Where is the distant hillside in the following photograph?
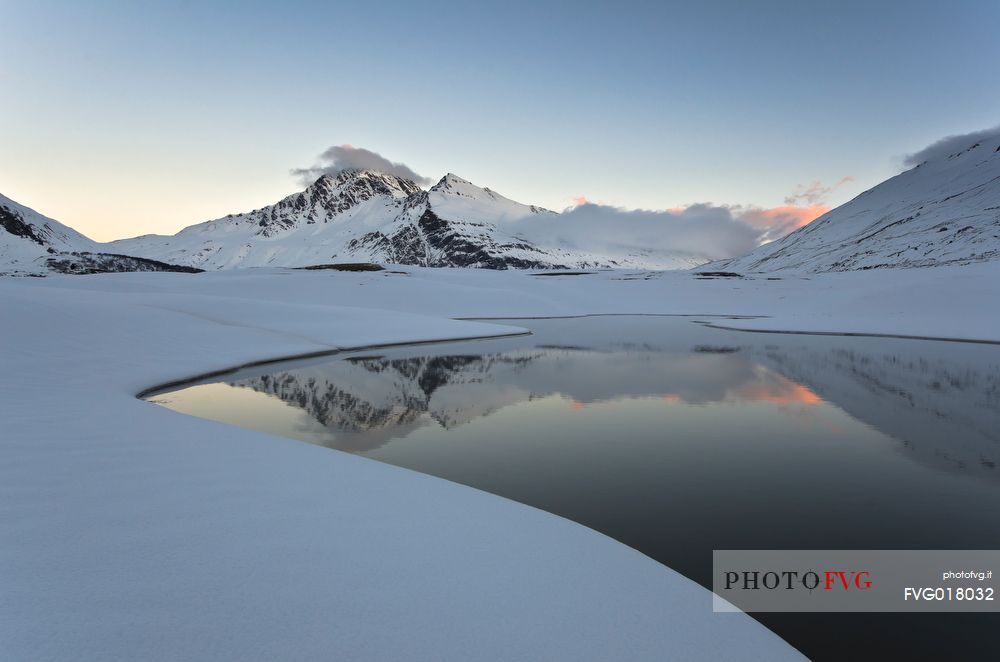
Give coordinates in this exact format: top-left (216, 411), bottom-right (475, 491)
top-left (0, 193), bottom-right (97, 275)
top-left (711, 131), bottom-right (1000, 273)
top-left (0, 194), bottom-right (201, 277)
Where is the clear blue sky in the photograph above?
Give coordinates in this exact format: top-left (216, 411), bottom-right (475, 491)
top-left (2, 0), bottom-right (998, 240)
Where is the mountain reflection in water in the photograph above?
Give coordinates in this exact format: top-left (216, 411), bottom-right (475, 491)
top-left (154, 316), bottom-right (1000, 483)
top-left (226, 348), bottom-right (828, 453)
top-left (149, 316), bottom-right (1000, 661)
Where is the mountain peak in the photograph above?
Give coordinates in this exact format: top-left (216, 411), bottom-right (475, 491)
top-left (306, 169), bottom-right (423, 198)
top-left (433, 173), bottom-right (474, 189)
top-left (311, 168), bottom-right (419, 188)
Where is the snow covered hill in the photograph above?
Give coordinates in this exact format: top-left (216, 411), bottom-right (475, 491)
top-left (0, 193), bottom-right (201, 276)
top-left (111, 171), bottom-right (708, 270)
top-left (711, 132), bottom-right (1000, 273)
top-left (0, 193), bottom-right (99, 275)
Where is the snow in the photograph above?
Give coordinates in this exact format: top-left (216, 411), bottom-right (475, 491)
top-left (107, 172), bottom-right (424, 270)
top-left (0, 192), bottom-right (98, 275)
top-left (5, 212), bottom-right (1000, 659)
top-left (714, 131), bottom-right (1000, 273)
top-left (0, 230), bottom-right (51, 275)
top-left (692, 262), bottom-right (1000, 342)
top-left (24, 260), bottom-right (996, 342)
top-left (2, 268), bottom-right (821, 661)
top-left (102, 171), bottom-right (705, 271)
top-left (5, 123), bottom-right (999, 658)
top-left (429, 173), bottom-right (550, 224)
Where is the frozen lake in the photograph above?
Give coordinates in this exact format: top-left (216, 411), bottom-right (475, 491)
top-left (148, 316), bottom-right (1000, 660)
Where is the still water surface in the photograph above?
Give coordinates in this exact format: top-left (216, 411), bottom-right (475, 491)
top-left (148, 317), bottom-right (1000, 661)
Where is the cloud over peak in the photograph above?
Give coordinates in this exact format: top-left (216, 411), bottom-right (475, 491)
top-left (292, 145), bottom-right (431, 186)
top-left (904, 125), bottom-right (1000, 167)
top-left (289, 144), bottom-right (832, 260)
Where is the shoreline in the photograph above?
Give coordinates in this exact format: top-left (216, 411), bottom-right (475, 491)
top-left (137, 329), bottom-right (531, 399)
top-left (2, 271), bottom-right (804, 661)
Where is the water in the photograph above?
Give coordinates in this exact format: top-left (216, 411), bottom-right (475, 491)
top-left (147, 316), bottom-right (1000, 661)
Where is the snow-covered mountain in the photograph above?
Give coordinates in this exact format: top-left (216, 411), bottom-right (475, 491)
top-left (111, 171), bottom-right (708, 270)
top-left (711, 134), bottom-right (1000, 273)
top-left (0, 193), bottom-right (203, 276)
top-left (11, 130), bottom-right (1000, 276)
top-left (0, 193), bottom-right (98, 275)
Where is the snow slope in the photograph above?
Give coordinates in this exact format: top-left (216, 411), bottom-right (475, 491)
top-left (14, 261), bottom-right (1000, 342)
top-left (711, 134), bottom-right (1000, 273)
top-left (0, 192), bottom-right (98, 275)
top-left (110, 170), bottom-right (709, 270)
top-left (5, 259), bottom-right (1000, 659)
top-left (0, 193), bottom-right (205, 276)
top-left (1, 271), bottom-right (806, 661)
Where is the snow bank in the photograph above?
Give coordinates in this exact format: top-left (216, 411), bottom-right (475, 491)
top-left (1, 272), bottom-right (804, 661)
top-left (17, 260), bottom-right (999, 342)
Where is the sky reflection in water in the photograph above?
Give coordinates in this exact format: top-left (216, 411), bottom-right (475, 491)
top-left (150, 316), bottom-right (1000, 661)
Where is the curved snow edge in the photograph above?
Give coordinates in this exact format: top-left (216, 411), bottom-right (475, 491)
top-left (1, 276), bottom-right (804, 662)
top-left (136, 330), bottom-right (532, 399)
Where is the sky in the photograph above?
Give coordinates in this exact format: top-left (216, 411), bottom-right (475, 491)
top-left (1, 0), bottom-right (999, 242)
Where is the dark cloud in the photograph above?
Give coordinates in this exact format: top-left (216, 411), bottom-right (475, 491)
top-left (292, 145), bottom-right (431, 186)
top-left (903, 125), bottom-right (1000, 167)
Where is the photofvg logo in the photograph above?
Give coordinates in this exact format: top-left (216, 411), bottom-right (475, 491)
top-left (713, 551), bottom-right (1000, 613)
top-left (723, 569), bottom-right (872, 592)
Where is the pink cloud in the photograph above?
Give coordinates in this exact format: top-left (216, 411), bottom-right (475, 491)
top-left (739, 205), bottom-right (829, 229)
top-left (535, 196), bottom-right (831, 261)
top-left (737, 205), bottom-right (829, 242)
top-left (784, 176), bottom-right (854, 206)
